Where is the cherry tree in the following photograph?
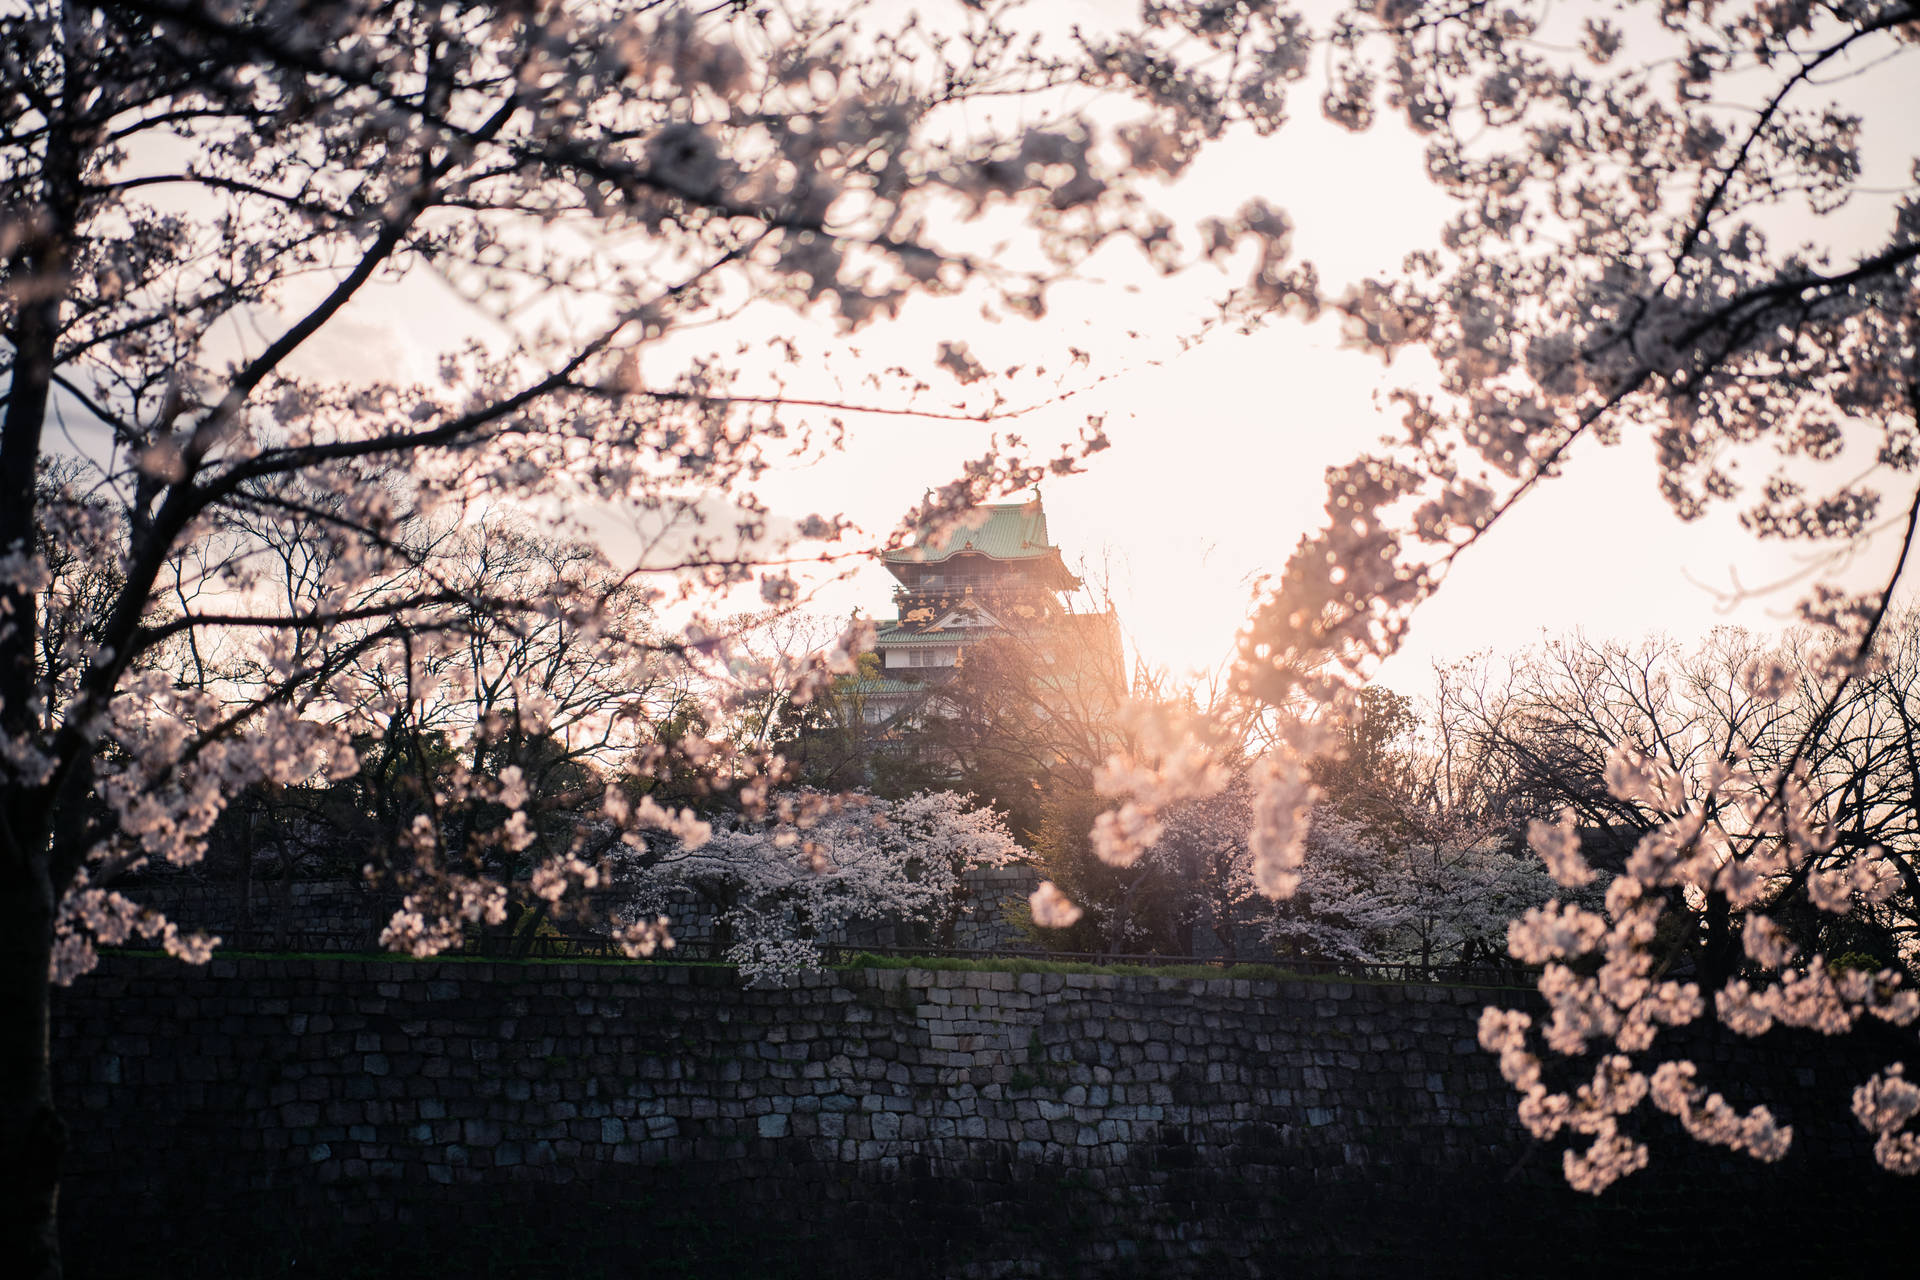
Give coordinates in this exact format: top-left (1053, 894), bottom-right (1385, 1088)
top-left (0, 0), bottom-right (1315, 1270)
top-left (606, 788), bottom-right (1020, 984)
top-left (1209, 0), bottom-right (1920, 1188)
top-left (1435, 624), bottom-right (1920, 1186)
top-left (1438, 626), bottom-right (1920, 966)
top-left (1239, 0), bottom-right (1920, 700)
top-left (1265, 808), bottom-right (1560, 968)
top-left (246, 516), bottom-right (700, 954)
top-left (1126, 707), bottom-right (1562, 968)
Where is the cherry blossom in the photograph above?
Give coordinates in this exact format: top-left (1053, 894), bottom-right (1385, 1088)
top-left (1438, 628), bottom-right (1920, 1182)
top-left (1029, 880), bottom-right (1085, 930)
top-left (607, 789), bottom-right (1020, 983)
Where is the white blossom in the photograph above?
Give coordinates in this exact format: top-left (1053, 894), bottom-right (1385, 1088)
top-left (1248, 754), bottom-right (1318, 900)
top-left (1527, 809), bottom-right (1593, 888)
top-left (609, 790), bottom-right (1019, 984)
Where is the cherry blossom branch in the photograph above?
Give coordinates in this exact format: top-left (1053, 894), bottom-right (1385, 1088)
top-left (127, 593), bottom-right (467, 649)
top-left (1668, 5), bottom-right (1916, 274)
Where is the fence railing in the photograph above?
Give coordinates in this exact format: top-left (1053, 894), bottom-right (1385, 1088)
top-left (115, 927), bottom-right (1535, 985)
top-left (813, 942), bottom-right (1535, 987)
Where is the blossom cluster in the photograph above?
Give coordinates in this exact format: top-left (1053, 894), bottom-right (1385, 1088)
top-left (1091, 728), bottom-right (1231, 868)
top-left (606, 789), bottom-right (1020, 984)
top-left (1484, 738), bottom-right (1920, 1183)
top-left (50, 881), bottom-right (221, 985)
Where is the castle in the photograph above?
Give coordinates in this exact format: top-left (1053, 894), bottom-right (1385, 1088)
top-left (858, 496), bottom-right (1122, 727)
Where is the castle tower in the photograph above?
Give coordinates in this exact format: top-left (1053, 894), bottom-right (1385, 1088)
top-left (860, 497), bottom-right (1121, 726)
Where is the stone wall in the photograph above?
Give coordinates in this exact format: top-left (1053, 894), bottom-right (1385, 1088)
top-left (955, 864), bottom-right (1040, 949)
top-left (51, 955), bottom-right (1918, 1277)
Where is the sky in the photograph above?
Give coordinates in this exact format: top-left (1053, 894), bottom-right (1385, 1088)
top-left (711, 11), bottom-right (1920, 697)
top-left (771, 297), bottom-right (1914, 696)
top-left (62, 1), bottom-right (1916, 705)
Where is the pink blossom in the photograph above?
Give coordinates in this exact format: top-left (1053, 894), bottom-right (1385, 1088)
top-left (1029, 880), bottom-right (1084, 930)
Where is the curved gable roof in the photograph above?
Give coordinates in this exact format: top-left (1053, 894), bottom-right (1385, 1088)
top-left (884, 500), bottom-right (1053, 565)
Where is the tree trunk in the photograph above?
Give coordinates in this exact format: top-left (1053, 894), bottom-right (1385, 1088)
top-left (936, 863), bottom-right (964, 949)
top-left (241, 802), bottom-right (256, 947)
top-left (1702, 888), bottom-right (1734, 993)
top-left (0, 852), bottom-right (63, 1280)
top-left (510, 898), bottom-right (551, 960)
top-left (0, 32), bottom-right (81, 1274)
top-left (1212, 912), bottom-right (1236, 964)
top-left (273, 838), bottom-right (296, 953)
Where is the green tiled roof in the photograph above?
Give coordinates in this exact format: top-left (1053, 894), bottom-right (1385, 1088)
top-left (873, 626), bottom-right (981, 647)
top-left (885, 500), bottom-right (1054, 564)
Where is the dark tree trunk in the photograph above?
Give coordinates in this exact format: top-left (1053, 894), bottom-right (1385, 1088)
top-left (0, 249), bottom-right (65, 1279)
top-left (511, 898), bottom-right (552, 960)
top-left (241, 802), bottom-right (256, 944)
top-left (0, 27), bottom-right (82, 1270)
top-left (1701, 888), bottom-right (1735, 993)
top-left (273, 832), bottom-right (297, 953)
top-left (0, 848), bottom-right (62, 1280)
